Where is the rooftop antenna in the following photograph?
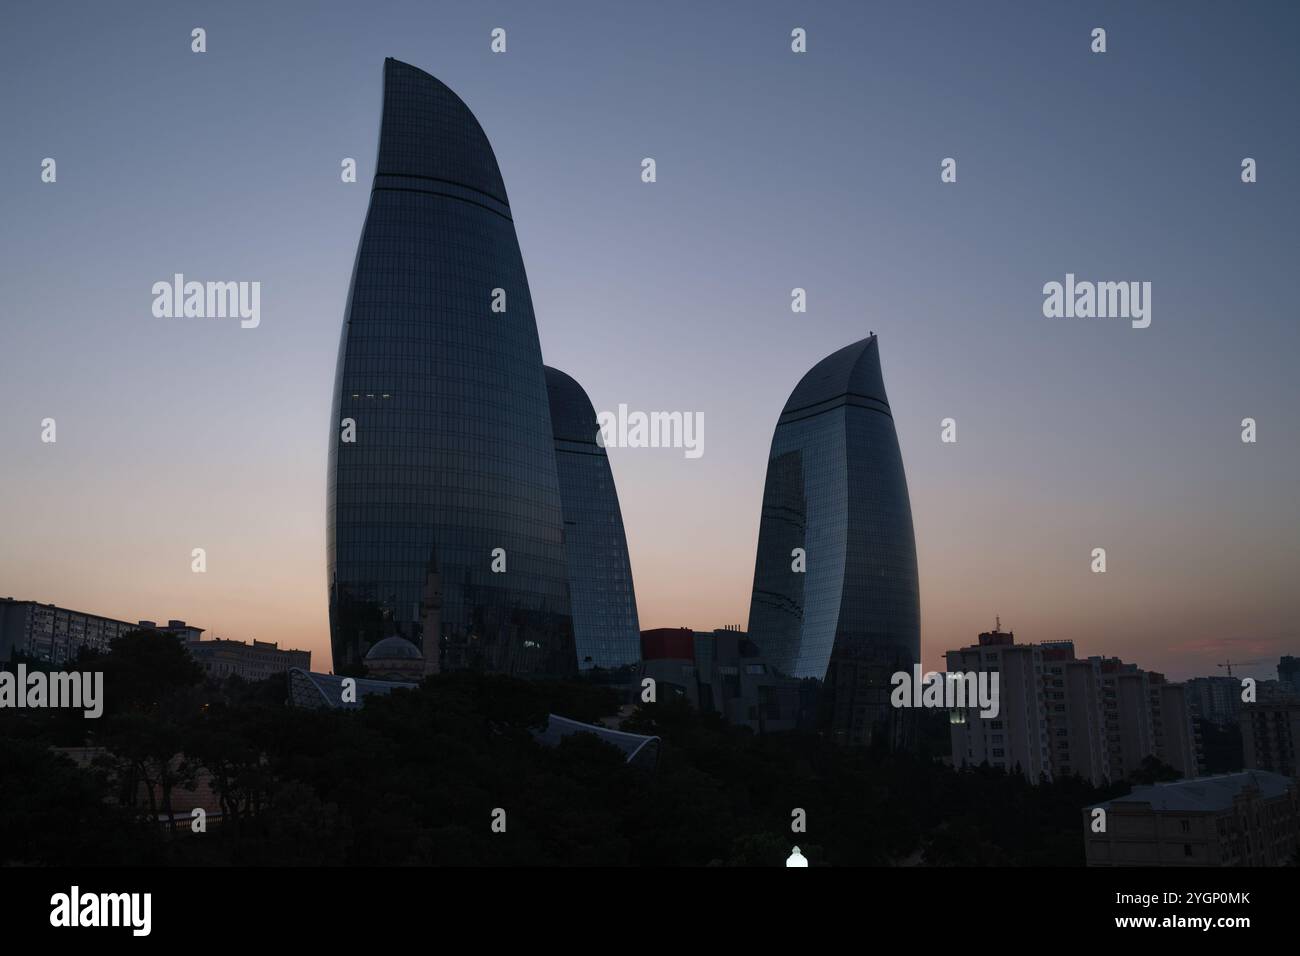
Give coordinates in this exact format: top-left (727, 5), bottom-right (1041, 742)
top-left (995, 615), bottom-right (1001, 632)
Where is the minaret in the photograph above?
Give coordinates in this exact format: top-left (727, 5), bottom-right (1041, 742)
top-left (420, 563), bottom-right (442, 676)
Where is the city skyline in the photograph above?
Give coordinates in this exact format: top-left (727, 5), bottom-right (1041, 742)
top-left (2, 1), bottom-right (1298, 683)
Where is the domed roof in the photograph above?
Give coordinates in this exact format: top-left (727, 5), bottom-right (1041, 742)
top-left (365, 636), bottom-right (423, 661)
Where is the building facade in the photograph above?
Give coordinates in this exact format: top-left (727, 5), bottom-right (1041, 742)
top-left (1, 601), bottom-right (207, 666)
top-left (544, 366), bottom-right (641, 671)
top-left (746, 336), bottom-right (920, 747)
top-left (187, 638), bottom-right (311, 682)
top-left (1278, 655), bottom-right (1300, 696)
top-left (639, 627), bottom-right (803, 734)
top-left (948, 627), bottom-right (1051, 780)
top-left (0, 598), bottom-right (309, 681)
top-left (1042, 644), bottom-right (1111, 785)
top-left (1241, 699), bottom-right (1300, 778)
top-left (1150, 676), bottom-right (1200, 779)
top-left (1085, 771), bottom-right (1299, 866)
top-left (949, 630), bottom-right (1201, 785)
top-left (327, 59), bottom-right (574, 677)
top-left (1102, 662), bottom-right (1156, 780)
top-left (1185, 675), bottom-right (1245, 728)
top-left (0, 598), bottom-right (141, 664)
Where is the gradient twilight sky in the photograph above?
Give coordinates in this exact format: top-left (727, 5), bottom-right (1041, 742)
top-left (2, 1), bottom-right (1297, 681)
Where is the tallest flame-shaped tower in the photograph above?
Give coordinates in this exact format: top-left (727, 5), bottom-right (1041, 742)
top-left (747, 335), bottom-right (920, 747)
top-left (327, 59), bottom-right (573, 676)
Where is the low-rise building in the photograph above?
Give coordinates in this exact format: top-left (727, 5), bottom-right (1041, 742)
top-left (0, 598), bottom-right (310, 682)
top-left (187, 637), bottom-right (310, 682)
top-left (639, 627), bottom-right (803, 733)
top-left (1084, 771), bottom-right (1299, 866)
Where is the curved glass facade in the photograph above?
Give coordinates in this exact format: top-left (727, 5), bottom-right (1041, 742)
top-left (327, 59), bottom-right (574, 677)
top-left (746, 336), bottom-right (920, 746)
top-left (544, 366), bottom-right (641, 670)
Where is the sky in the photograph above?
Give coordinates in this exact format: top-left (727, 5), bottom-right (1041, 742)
top-left (1, 1), bottom-right (1297, 682)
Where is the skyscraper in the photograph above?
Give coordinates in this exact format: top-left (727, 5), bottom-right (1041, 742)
top-left (327, 59), bottom-right (574, 677)
top-left (544, 366), bottom-right (641, 670)
top-left (746, 336), bottom-right (920, 746)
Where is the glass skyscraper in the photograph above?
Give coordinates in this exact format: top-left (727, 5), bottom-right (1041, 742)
top-left (327, 59), bottom-right (574, 677)
top-left (746, 336), bottom-right (920, 746)
top-left (544, 366), bottom-right (641, 671)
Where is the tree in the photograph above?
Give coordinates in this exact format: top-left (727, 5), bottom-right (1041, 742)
top-left (1127, 755), bottom-right (1182, 785)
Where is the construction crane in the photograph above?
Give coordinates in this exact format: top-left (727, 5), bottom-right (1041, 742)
top-left (1217, 659), bottom-right (1263, 677)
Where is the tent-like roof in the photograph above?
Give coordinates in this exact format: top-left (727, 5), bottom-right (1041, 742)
top-left (533, 714), bottom-right (660, 771)
top-left (286, 668), bottom-right (418, 710)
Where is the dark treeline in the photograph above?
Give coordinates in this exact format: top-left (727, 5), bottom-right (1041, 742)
top-left (1, 632), bottom-right (1133, 865)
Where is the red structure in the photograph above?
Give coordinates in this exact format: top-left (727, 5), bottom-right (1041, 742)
top-left (640, 628), bottom-right (695, 661)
